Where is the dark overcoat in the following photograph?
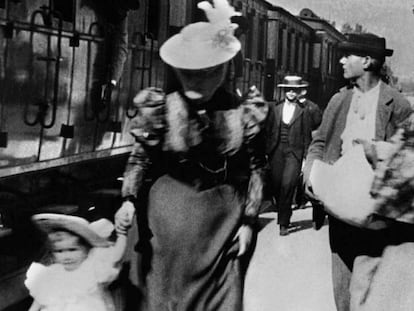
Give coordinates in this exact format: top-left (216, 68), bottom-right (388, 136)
top-left (266, 98), bottom-right (322, 160)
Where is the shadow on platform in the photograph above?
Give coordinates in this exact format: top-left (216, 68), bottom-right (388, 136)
top-left (257, 216), bottom-right (274, 232)
top-left (288, 219), bottom-right (314, 233)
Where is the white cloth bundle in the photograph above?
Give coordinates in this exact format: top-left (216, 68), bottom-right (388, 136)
top-left (310, 144), bottom-right (386, 229)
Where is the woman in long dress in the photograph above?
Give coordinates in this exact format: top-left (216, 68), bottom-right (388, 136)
top-left (115, 1), bottom-right (268, 310)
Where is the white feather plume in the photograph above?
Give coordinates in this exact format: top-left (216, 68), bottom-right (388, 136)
top-left (197, 0), bottom-right (241, 26)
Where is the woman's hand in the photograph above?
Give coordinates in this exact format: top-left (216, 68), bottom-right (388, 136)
top-left (115, 201), bottom-right (135, 235)
top-left (234, 224), bottom-right (253, 257)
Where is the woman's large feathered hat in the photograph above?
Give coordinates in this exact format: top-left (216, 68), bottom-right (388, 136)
top-left (159, 0), bottom-right (241, 69)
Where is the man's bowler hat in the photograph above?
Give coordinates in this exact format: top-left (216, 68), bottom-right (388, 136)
top-left (338, 33), bottom-right (393, 58)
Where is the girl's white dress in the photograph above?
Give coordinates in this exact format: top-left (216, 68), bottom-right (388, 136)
top-left (25, 247), bottom-right (120, 311)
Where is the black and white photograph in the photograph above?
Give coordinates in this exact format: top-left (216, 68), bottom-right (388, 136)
top-left (1, 0), bottom-right (414, 310)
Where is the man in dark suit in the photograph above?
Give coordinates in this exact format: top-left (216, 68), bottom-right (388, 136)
top-left (266, 75), bottom-right (322, 236)
top-left (303, 33), bottom-right (414, 311)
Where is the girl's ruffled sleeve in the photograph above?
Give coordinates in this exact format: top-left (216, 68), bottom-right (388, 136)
top-left (90, 247), bottom-right (121, 284)
top-left (241, 87), bottom-right (269, 225)
top-left (24, 262), bottom-right (49, 304)
top-left (122, 87), bottom-right (166, 198)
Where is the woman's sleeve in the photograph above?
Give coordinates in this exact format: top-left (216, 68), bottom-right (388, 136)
top-left (121, 141), bottom-right (151, 198)
top-left (121, 88), bottom-right (166, 199)
top-left (241, 88), bottom-right (269, 224)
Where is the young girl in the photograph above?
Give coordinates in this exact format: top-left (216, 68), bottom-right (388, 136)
top-left (25, 213), bottom-right (130, 311)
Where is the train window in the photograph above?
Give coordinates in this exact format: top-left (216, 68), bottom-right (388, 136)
top-left (257, 16), bottom-right (266, 61)
top-left (291, 32), bottom-right (297, 72)
top-left (0, 0), bottom-right (4, 9)
top-left (313, 43), bottom-right (321, 69)
top-left (330, 44), bottom-right (336, 75)
top-left (332, 45), bottom-right (339, 74)
top-left (277, 23), bottom-right (285, 69)
top-left (286, 29), bottom-right (291, 71)
top-left (148, 0), bottom-right (160, 39)
top-left (327, 43), bottom-right (332, 74)
top-left (295, 35), bottom-right (300, 72)
top-left (290, 31), bottom-right (296, 72)
top-left (52, 0), bottom-right (74, 22)
top-left (245, 10), bottom-right (255, 59)
top-left (304, 41), bottom-right (309, 73)
top-left (297, 36), bottom-right (303, 73)
top-left (302, 40), bottom-right (307, 73)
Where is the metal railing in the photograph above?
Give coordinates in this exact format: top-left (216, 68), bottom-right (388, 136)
top-left (24, 6), bottom-right (63, 129)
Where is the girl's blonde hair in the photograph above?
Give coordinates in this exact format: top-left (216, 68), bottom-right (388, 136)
top-left (47, 229), bottom-right (92, 248)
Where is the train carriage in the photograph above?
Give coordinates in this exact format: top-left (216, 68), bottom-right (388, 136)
top-left (229, 0), bottom-right (269, 94)
top-left (299, 8), bottom-right (346, 108)
top-left (264, 5), bottom-right (314, 102)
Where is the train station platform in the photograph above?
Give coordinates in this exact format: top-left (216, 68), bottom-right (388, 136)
top-left (244, 208), bottom-right (336, 311)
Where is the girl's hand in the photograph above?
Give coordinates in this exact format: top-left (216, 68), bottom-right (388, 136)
top-left (234, 225), bottom-right (253, 257)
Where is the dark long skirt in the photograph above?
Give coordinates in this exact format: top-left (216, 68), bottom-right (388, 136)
top-left (141, 174), bottom-right (244, 311)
